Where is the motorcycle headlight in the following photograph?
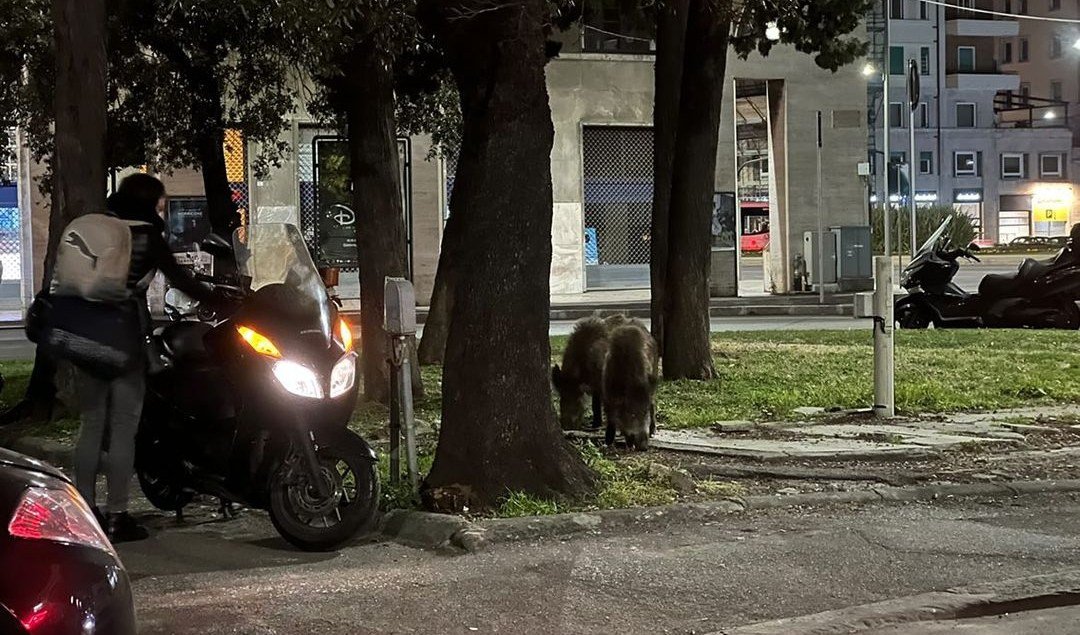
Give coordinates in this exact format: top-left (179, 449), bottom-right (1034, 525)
top-left (330, 355), bottom-right (356, 399)
top-left (273, 361), bottom-right (323, 399)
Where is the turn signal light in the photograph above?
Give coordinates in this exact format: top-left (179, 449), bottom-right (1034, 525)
top-left (339, 319), bottom-right (354, 352)
top-left (237, 326), bottom-right (282, 358)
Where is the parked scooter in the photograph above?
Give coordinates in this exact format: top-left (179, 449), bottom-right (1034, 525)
top-left (895, 217), bottom-right (1080, 329)
top-left (135, 223), bottom-right (379, 551)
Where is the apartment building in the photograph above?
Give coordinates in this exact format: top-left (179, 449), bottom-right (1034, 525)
top-left (869, 0), bottom-right (1076, 243)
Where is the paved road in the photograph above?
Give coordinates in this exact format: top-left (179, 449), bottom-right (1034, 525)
top-left (127, 493), bottom-right (1080, 634)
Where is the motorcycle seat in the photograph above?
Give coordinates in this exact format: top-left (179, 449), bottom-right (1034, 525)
top-left (1018, 257), bottom-right (1051, 279)
top-left (159, 321), bottom-right (212, 362)
top-left (979, 273), bottom-right (1019, 298)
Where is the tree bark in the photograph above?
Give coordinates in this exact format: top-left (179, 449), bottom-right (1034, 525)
top-left (8, 0), bottom-right (108, 424)
top-left (650, 0), bottom-right (690, 358)
top-left (416, 203), bottom-right (461, 366)
top-left (419, 0), bottom-right (594, 509)
top-left (192, 75), bottom-right (237, 236)
top-left (661, 0), bottom-right (730, 380)
top-left (339, 41), bottom-right (417, 403)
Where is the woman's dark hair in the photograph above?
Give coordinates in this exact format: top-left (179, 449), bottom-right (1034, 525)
top-left (108, 173), bottom-right (166, 227)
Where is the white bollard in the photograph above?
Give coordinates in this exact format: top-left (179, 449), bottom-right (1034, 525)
top-left (872, 256), bottom-right (895, 418)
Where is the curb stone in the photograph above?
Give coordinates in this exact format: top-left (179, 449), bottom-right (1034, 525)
top-left (379, 510), bottom-right (487, 553)
top-left (711, 569), bottom-right (1080, 634)
top-left (473, 479), bottom-right (1080, 545)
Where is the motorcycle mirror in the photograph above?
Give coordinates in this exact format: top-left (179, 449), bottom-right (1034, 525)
top-left (201, 233), bottom-right (232, 257)
top-left (967, 242), bottom-right (981, 252)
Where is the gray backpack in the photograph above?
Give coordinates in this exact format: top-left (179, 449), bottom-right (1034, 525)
top-left (52, 214), bottom-right (146, 303)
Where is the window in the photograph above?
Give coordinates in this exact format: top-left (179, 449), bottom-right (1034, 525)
top-left (889, 102), bottom-right (905, 128)
top-left (920, 152), bottom-right (934, 175)
top-left (957, 46), bottom-right (976, 72)
top-left (582, 1), bottom-right (656, 54)
top-left (1019, 0), bottom-right (1028, 13)
top-left (1001, 153), bottom-right (1026, 179)
top-left (920, 47), bottom-right (931, 75)
top-left (1050, 36), bottom-right (1062, 59)
top-left (1051, 81), bottom-right (1063, 101)
top-left (1002, 41), bottom-right (1013, 64)
top-left (920, 0), bottom-right (929, 18)
top-left (1005, 0), bottom-right (1012, 11)
top-left (890, 46), bottom-right (905, 75)
top-left (890, 0), bottom-right (904, 19)
top-left (957, 0), bottom-right (975, 8)
top-left (955, 152), bottom-right (978, 176)
top-left (918, 102), bottom-right (930, 127)
top-left (1040, 154), bottom-right (1063, 177)
top-left (1020, 39), bottom-right (1029, 62)
top-left (1050, 0), bottom-right (1061, 10)
top-left (1020, 82), bottom-right (1031, 101)
top-left (956, 103), bottom-right (976, 128)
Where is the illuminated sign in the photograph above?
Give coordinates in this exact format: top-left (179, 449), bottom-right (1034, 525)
top-left (914, 191), bottom-right (938, 203)
top-left (953, 189), bottom-right (983, 203)
top-left (1032, 185), bottom-right (1072, 223)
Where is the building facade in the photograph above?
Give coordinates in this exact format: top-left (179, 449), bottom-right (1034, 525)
top-left (869, 0), bottom-right (1076, 244)
top-left (19, 10), bottom-right (871, 309)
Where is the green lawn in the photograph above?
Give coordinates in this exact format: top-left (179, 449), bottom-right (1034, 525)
top-left (351, 329), bottom-right (1080, 436)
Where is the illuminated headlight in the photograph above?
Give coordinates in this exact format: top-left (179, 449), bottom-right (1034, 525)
top-left (330, 355), bottom-right (356, 399)
top-left (273, 361), bottom-right (323, 399)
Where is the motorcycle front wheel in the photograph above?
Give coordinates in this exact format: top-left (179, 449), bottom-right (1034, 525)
top-left (896, 304), bottom-right (931, 329)
top-left (135, 423), bottom-right (194, 512)
top-left (268, 431), bottom-right (380, 552)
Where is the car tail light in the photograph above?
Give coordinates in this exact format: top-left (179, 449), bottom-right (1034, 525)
top-left (8, 485), bottom-right (116, 556)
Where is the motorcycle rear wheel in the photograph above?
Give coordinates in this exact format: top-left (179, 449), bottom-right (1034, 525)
top-left (896, 304), bottom-right (931, 329)
top-left (269, 431), bottom-right (379, 552)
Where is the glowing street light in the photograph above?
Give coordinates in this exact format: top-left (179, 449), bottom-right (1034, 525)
top-left (765, 21), bottom-right (781, 41)
top-left (1045, 110), bottom-right (1057, 120)
top-left (862, 63), bottom-right (878, 77)
top-left (1073, 36), bottom-right (1080, 51)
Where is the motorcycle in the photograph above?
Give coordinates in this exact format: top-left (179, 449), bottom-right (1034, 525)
top-left (135, 223), bottom-right (379, 551)
top-left (895, 216), bottom-right (1080, 330)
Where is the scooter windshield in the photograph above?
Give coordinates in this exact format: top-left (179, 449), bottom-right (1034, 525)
top-left (232, 224), bottom-right (333, 341)
top-left (915, 216), bottom-right (953, 259)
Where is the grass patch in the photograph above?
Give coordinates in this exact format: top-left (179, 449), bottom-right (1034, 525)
top-left (578, 443), bottom-right (678, 510)
top-left (696, 479), bottom-right (747, 497)
top-left (495, 491), bottom-right (564, 517)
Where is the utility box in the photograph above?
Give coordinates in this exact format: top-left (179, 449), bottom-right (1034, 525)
top-left (831, 225), bottom-right (873, 292)
top-left (383, 277), bottom-right (417, 336)
top-left (803, 230), bottom-right (838, 286)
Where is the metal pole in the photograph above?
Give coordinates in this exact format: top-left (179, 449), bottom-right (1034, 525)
top-left (882, 0), bottom-right (892, 258)
top-left (397, 337), bottom-right (420, 491)
top-left (388, 357), bottom-right (400, 486)
top-left (873, 256), bottom-right (895, 418)
top-left (908, 59), bottom-right (918, 259)
top-left (816, 111), bottom-right (825, 304)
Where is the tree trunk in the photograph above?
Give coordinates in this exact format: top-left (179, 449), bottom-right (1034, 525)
top-left (416, 207), bottom-right (460, 366)
top-left (419, 0), bottom-right (594, 510)
top-left (340, 41), bottom-right (417, 403)
top-left (8, 0), bottom-right (108, 424)
top-left (661, 0), bottom-right (730, 380)
top-left (197, 124), bottom-right (237, 236)
top-left (191, 77), bottom-right (236, 236)
top-left (650, 0), bottom-right (690, 358)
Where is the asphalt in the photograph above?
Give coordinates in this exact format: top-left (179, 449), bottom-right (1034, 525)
top-left (127, 493), bottom-right (1080, 634)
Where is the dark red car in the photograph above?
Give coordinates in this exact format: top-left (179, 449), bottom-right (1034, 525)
top-left (0, 448), bottom-right (135, 634)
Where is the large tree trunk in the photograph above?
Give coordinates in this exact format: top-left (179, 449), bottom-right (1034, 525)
top-left (661, 0), bottom-right (730, 380)
top-left (416, 208), bottom-right (460, 366)
top-left (650, 0), bottom-right (690, 358)
top-left (197, 124), bottom-right (236, 235)
top-left (341, 41), bottom-right (416, 403)
top-left (7, 0), bottom-right (108, 424)
top-left (419, 0), bottom-right (594, 510)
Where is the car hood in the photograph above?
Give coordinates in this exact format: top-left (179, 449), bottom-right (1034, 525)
top-left (0, 446), bottom-right (68, 482)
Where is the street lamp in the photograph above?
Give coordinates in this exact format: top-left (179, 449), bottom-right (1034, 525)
top-left (862, 63), bottom-right (878, 77)
top-left (1073, 36), bottom-right (1080, 51)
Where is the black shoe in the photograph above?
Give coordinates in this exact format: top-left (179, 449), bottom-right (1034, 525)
top-left (107, 513), bottom-right (149, 544)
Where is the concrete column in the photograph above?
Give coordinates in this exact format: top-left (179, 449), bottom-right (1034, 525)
top-left (766, 79), bottom-right (792, 294)
top-left (710, 78), bottom-right (738, 297)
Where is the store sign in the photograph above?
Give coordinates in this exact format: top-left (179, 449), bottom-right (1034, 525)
top-left (953, 189), bottom-right (983, 203)
top-left (914, 191), bottom-right (938, 203)
top-left (584, 228), bottom-right (599, 266)
top-left (1033, 186), bottom-right (1072, 223)
top-left (314, 138), bottom-right (358, 267)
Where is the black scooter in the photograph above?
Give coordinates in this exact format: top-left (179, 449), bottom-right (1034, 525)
top-left (135, 224), bottom-right (379, 551)
top-left (895, 217), bottom-right (1080, 330)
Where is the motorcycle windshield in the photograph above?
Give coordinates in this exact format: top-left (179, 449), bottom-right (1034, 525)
top-left (915, 216), bottom-right (953, 259)
top-left (232, 224), bottom-right (333, 342)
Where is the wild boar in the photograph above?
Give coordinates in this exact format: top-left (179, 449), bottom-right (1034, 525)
top-left (603, 319), bottom-right (659, 450)
top-left (551, 313), bottom-right (632, 429)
